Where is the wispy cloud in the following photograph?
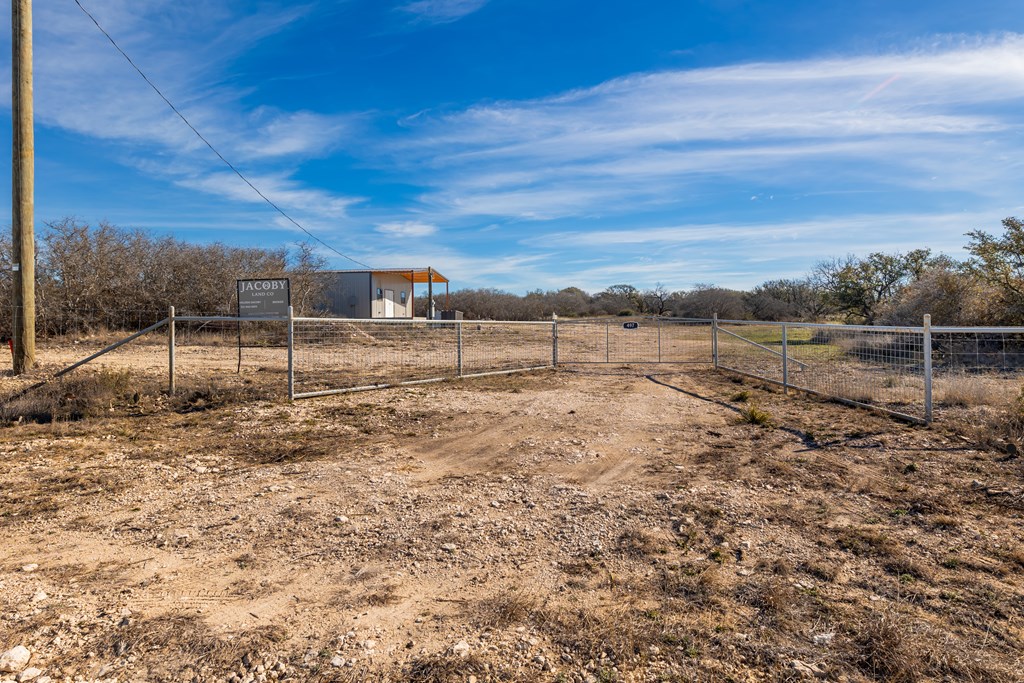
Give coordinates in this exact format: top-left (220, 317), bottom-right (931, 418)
top-left (375, 220), bottom-right (439, 237)
top-left (1, 1), bottom-right (361, 216)
top-left (176, 172), bottom-right (363, 220)
top-left (398, 0), bottom-right (490, 24)
top-left (381, 36), bottom-right (1024, 221)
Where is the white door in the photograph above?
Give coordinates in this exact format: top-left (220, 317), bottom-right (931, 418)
top-left (383, 289), bottom-right (395, 318)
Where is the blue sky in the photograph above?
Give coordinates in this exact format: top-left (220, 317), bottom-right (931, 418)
top-left (1, 0), bottom-right (1023, 293)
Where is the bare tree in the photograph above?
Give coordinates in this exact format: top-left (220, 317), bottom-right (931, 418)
top-left (643, 283), bottom-right (671, 316)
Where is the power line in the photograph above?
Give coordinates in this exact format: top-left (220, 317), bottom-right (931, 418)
top-left (72, 0), bottom-right (372, 269)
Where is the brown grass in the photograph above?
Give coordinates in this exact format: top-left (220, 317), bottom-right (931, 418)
top-left (834, 525), bottom-right (898, 557)
top-left (962, 388), bottom-right (1024, 455)
top-left (63, 615), bottom-right (287, 681)
top-left (616, 526), bottom-right (670, 557)
top-left (939, 374), bottom-right (1004, 407)
top-left (0, 369), bottom-right (135, 423)
top-left (471, 585), bottom-right (540, 628)
top-left (658, 562), bottom-right (724, 605)
top-left (850, 609), bottom-right (921, 683)
top-left (847, 608), bottom-right (1013, 683)
top-left (402, 653), bottom-right (528, 683)
top-left (535, 603), bottom-right (691, 669)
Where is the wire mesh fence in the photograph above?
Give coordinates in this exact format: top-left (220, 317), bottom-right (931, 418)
top-left (929, 328), bottom-right (1024, 416)
top-left (290, 318), bottom-right (555, 397)
top-left (557, 317), bottom-right (713, 364)
top-left (11, 303), bottom-right (1024, 425)
top-left (171, 316), bottom-right (289, 394)
top-left (715, 320), bottom-right (929, 422)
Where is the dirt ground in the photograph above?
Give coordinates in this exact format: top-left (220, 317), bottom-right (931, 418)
top-left (1, 365), bottom-right (1022, 683)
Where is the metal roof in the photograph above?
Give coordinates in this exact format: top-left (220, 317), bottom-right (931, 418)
top-left (322, 268), bottom-right (449, 284)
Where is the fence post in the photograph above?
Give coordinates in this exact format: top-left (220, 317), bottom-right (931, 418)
top-left (287, 305), bottom-right (295, 401)
top-left (552, 314), bottom-right (559, 367)
top-left (923, 313), bottom-right (932, 424)
top-left (781, 322), bottom-right (789, 394)
top-left (657, 316), bottom-right (662, 363)
top-left (457, 321), bottom-right (464, 376)
top-left (712, 313), bottom-right (719, 368)
top-left (606, 320), bottom-right (610, 363)
top-left (168, 306), bottom-right (175, 395)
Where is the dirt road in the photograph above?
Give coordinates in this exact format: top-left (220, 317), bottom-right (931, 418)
top-left (1, 366), bottom-right (1021, 682)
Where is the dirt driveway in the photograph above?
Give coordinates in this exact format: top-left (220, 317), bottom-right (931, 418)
top-left (1, 365), bottom-right (1021, 682)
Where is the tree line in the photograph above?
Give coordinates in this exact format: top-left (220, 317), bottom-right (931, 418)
top-left (442, 217), bottom-right (1024, 325)
top-left (0, 218), bottom-right (326, 334)
top-left (5, 216), bottom-right (1024, 331)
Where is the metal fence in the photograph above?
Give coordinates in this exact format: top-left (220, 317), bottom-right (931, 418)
top-left (712, 317), bottom-right (1024, 423)
top-left (930, 327), bottom-right (1024, 416)
top-left (714, 318), bottom-right (930, 422)
top-left (13, 306), bottom-right (1024, 425)
top-left (290, 318), bottom-right (555, 398)
top-left (557, 317), bottom-right (712, 364)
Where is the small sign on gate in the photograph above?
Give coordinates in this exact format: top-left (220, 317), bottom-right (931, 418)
top-left (623, 321), bottom-right (640, 330)
top-left (237, 278), bottom-right (290, 319)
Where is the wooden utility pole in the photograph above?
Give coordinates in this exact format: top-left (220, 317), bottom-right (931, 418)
top-left (11, 0), bottom-right (35, 373)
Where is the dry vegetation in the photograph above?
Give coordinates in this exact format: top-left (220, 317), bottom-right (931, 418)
top-left (1, 363), bottom-right (1023, 683)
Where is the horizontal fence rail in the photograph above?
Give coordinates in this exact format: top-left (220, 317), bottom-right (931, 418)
top-left (290, 317), bottom-right (556, 398)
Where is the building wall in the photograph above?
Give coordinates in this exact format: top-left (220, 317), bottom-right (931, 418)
top-left (321, 272), bottom-right (371, 319)
top-left (320, 272), bottom-right (415, 319)
top-left (369, 272), bottom-right (413, 318)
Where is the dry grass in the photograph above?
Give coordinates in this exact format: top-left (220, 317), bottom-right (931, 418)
top-left (402, 653), bottom-right (528, 683)
top-left (471, 585), bottom-right (540, 628)
top-left (847, 608), bottom-right (1013, 683)
top-left (0, 464), bottom-right (129, 526)
top-left (535, 603), bottom-right (691, 670)
top-left (834, 525), bottom-right (898, 557)
top-left (939, 374), bottom-right (1005, 407)
top-left (615, 526), bottom-right (670, 557)
top-left (961, 387), bottom-right (1024, 455)
top-left (0, 368), bottom-right (135, 423)
top-left (850, 609), bottom-right (921, 683)
top-left (59, 615), bottom-right (287, 681)
top-left (657, 562), bottom-right (724, 606)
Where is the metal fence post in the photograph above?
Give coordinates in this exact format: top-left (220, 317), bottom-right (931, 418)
top-left (168, 306), bottom-right (175, 395)
top-left (457, 321), bottom-right (464, 376)
top-left (923, 314), bottom-right (932, 424)
top-left (606, 320), bottom-right (610, 363)
top-left (551, 314), bottom-right (559, 367)
top-left (781, 322), bottom-right (789, 394)
top-left (287, 305), bottom-right (295, 401)
top-left (657, 316), bottom-right (662, 363)
top-left (712, 313), bottom-right (719, 368)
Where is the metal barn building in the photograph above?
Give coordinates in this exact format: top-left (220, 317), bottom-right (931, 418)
top-left (319, 268), bottom-right (450, 319)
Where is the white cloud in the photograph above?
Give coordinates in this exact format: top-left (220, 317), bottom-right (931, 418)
top-left (399, 0), bottom-right (490, 23)
top-left (0, 1), bottom-right (359, 215)
top-left (177, 172), bottom-right (363, 221)
top-left (375, 221), bottom-right (439, 237)
top-left (381, 35), bottom-right (1024, 221)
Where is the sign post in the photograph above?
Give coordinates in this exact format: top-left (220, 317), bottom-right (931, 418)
top-left (236, 278), bottom-right (290, 372)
